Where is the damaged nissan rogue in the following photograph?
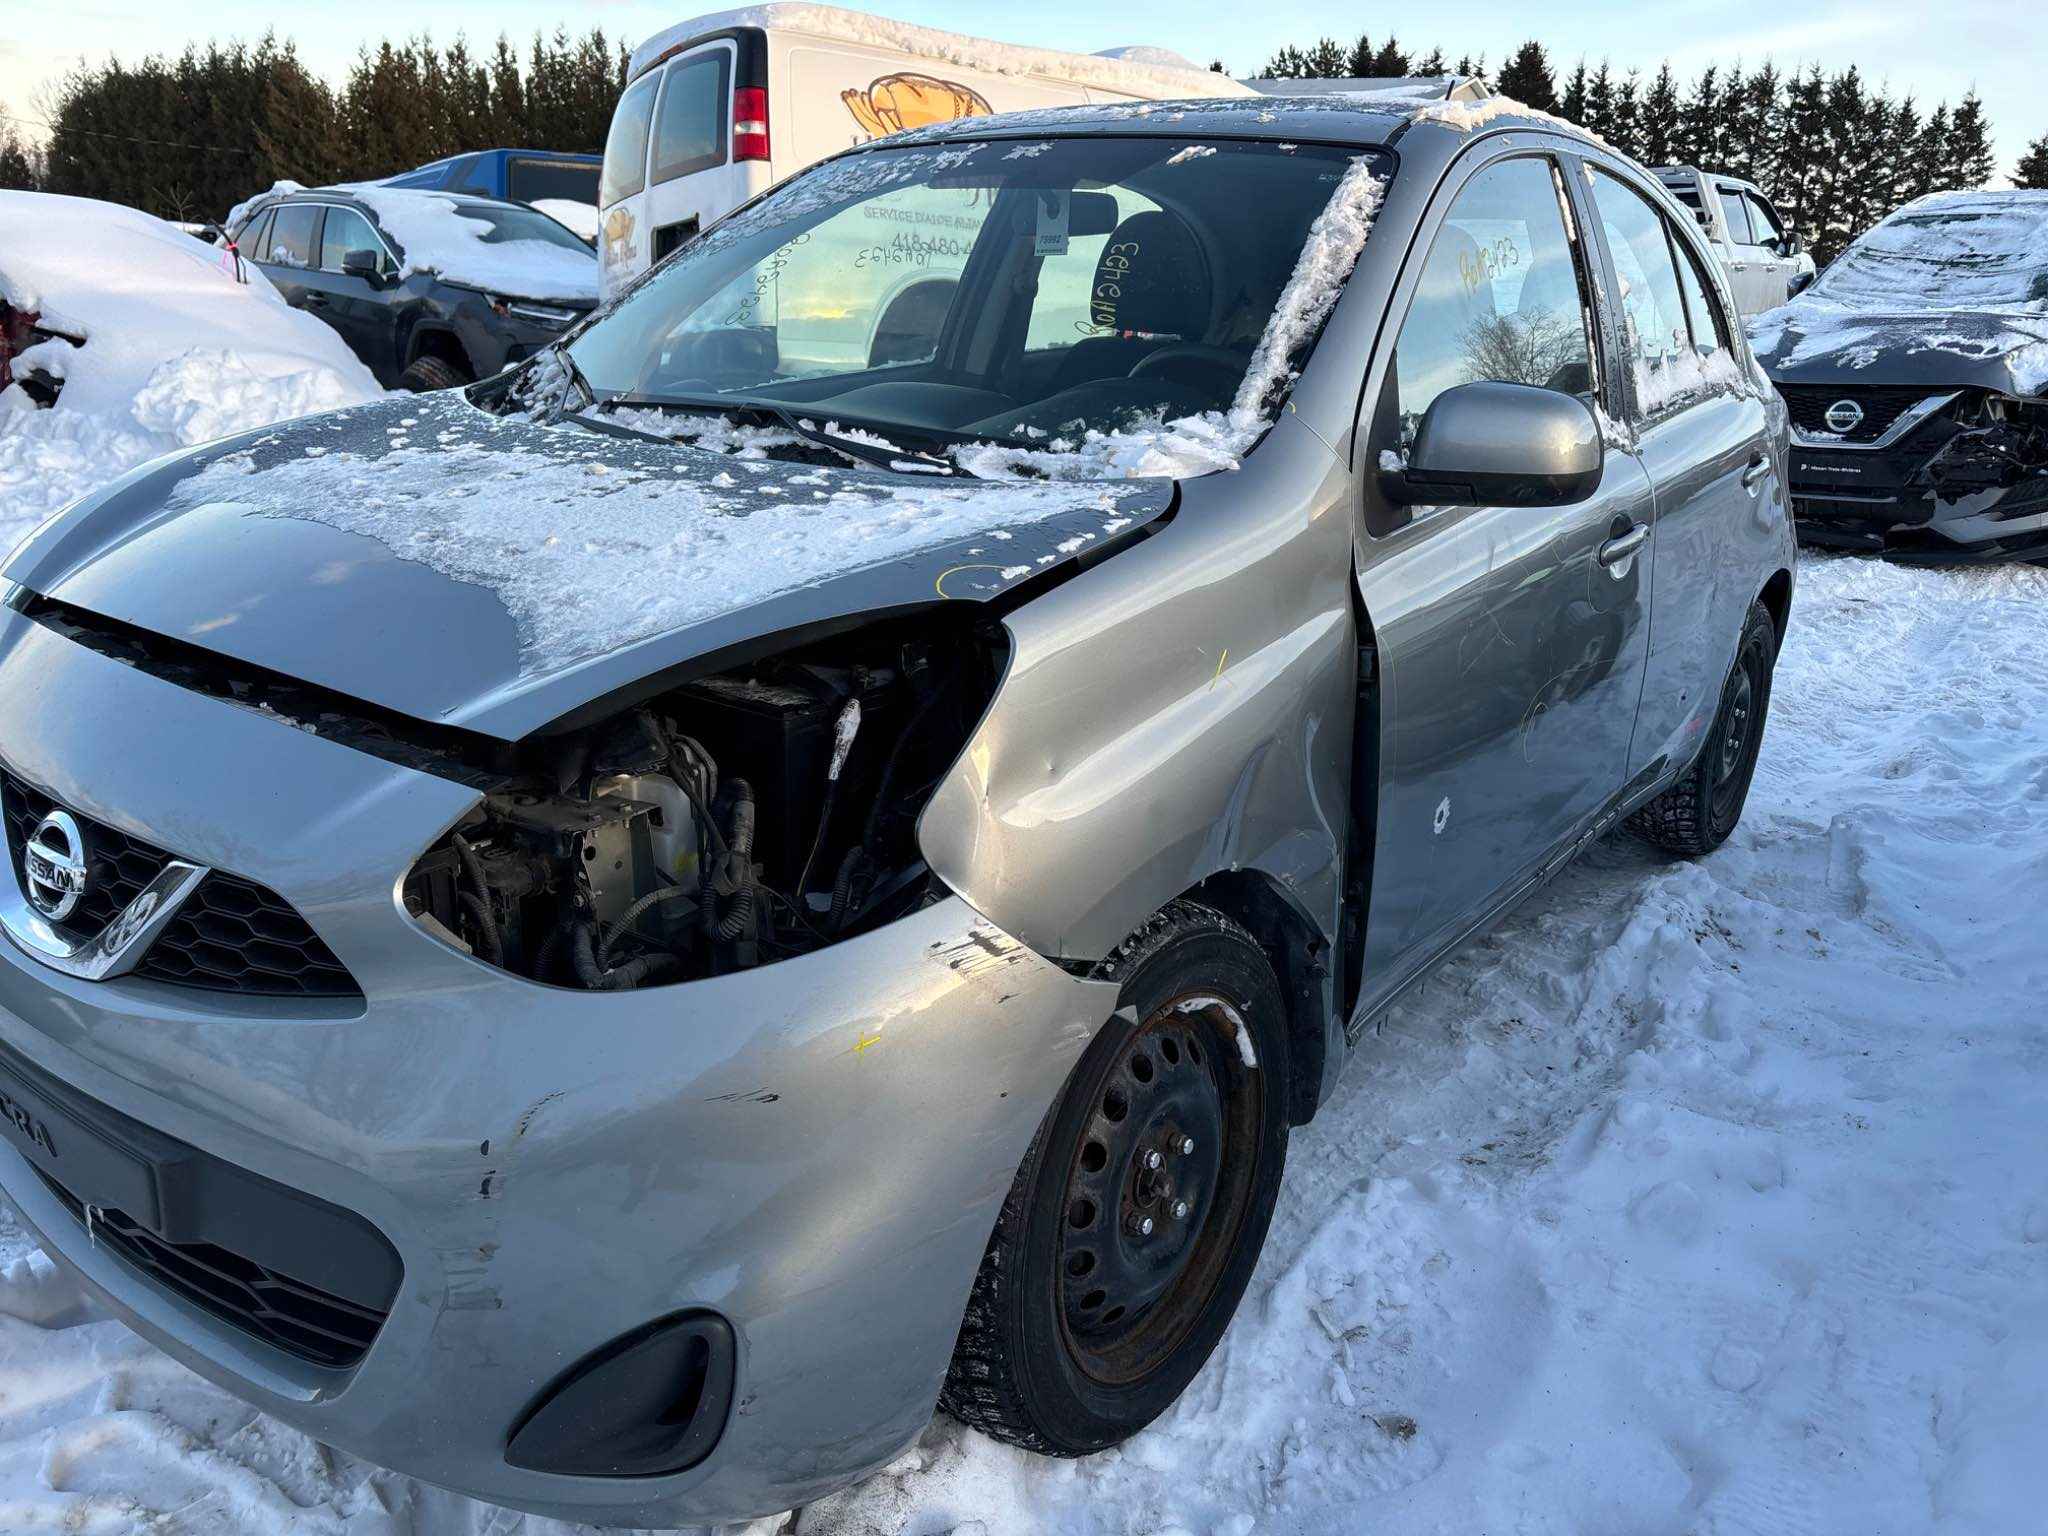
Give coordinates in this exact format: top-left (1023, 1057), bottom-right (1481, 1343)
top-left (0, 98), bottom-right (1793, 1525)
top-left (1751, 189), bottom-right (2048, 562)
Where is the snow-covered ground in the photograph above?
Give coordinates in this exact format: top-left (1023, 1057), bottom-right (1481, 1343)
top-left (0, 192), bottom-right (383, 553)
top-left (2, 546), bottom-right (2043, 1532)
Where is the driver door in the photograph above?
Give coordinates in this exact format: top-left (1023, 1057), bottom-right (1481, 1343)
top-left (1352, 148), bottom-right (1655, 1014)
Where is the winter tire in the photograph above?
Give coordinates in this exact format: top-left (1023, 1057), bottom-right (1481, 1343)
top-left (1628, 598), bottom-right (1778, 857)
top-left (939, 900), bottom-right (1290, 1455)
top-left (397, 354), bottom-right (470, 393)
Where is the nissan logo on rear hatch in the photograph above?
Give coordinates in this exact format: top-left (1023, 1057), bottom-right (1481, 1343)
top-left (1824, 399), bottom-right (1866, 433)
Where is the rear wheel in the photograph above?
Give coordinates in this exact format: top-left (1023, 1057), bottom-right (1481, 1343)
top-left (397, 353), bottom-right (470, 393)
top-left (1628, 599), bottom-right (1778, 856)
top-left (940, 901), bottom-right (1288, 1454)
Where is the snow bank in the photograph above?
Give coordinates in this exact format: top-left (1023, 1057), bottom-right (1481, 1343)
top-left (955, 154), bottom-right (1389, 480)
top-left (0, 191), bottom-right (380, 550)
top-left (627, 4), bottom-right (1253, 99)
top-left (341, 186), bottom-right (597, 303)
top-left (163, 391), bottom-right (1153, 673)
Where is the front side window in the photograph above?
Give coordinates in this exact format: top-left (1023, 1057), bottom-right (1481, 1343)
top-left (1717, 188), bottom-right (1754, 244)
top-left (1388, 155), bottom-right (1595, 437)
top-left (1671, 233), bottom-right (1730, 357)
top-left (267, 203), bottom-right (321, 269)
top-left (600, 72), bottom-right (660, 206)
top-left (651, 53), bottom-right (730, 186)
top-left (319, 207), bottom-right (385, 273)
top-left (1746, 195), bottom-right (1784, 245)
top-left (565, 138), bottom-right (1385, 450)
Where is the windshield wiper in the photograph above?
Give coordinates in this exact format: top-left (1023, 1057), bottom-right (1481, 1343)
top-left (749, 405), bottom-right (960, 476)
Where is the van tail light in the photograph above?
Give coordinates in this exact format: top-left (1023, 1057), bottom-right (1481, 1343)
top-left (733, 87), bottom-right (770, 162)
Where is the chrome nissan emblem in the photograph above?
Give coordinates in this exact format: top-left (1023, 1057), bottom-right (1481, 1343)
top-left (23, 810), bottom-right (88, 922)
top-left (1824, 399), bottom-right (1865, 433)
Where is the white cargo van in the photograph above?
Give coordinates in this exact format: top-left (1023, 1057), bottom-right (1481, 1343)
top-left (596, 4), bottom-right (1256, 297)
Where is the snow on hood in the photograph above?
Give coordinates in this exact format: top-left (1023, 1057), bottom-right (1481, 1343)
top-left (0, 190), bottom-right (381, 549)
top-left (8, 391), bottom-right (1169, 738)
top-left (627, 4), bottom-right (1253, 98)
top-left (340, 186), bottom-right (598, 303)
top-left (1748, 192), bottom-right (2048, 397)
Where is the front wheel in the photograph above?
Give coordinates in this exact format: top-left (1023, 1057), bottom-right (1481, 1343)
top-left (397, 353), bottom-right (470, 393)
top-left (1628, 599), bottom-right (1778, 856)
top-left (940, 901), bottom-right (1289, 1454)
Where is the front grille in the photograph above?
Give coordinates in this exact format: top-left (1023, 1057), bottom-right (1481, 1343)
top-left (136, 872), bottom-right (359, 997)
top-left (31, 1167), bottom-right (388, 1368)
top-left (1, 774), bottom-right (360, 999)
top-left (2, 773), bottom-right (170, 941)
top-left (1778, 384), bottom-right (1943, 444)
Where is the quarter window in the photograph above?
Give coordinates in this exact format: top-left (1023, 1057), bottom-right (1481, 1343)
top-left (651, 53), bottom-right (730, 187)
top-left (601, 72), bottom-right (660, 206)
top-left (238, 207), bottom-right (275, 261)
top-left (1670, 233), bottom-right (1730, 357)
top-left (319, 208), bottom-right (384, 273)
top-left (1388, 155), bottom-right (1595, 437)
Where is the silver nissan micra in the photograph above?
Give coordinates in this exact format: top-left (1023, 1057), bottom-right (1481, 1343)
top-left (0, 94), bottom-right (1791, 1524)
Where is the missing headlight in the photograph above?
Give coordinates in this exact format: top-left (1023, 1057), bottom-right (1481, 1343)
top-left (404, 612), bottom-right (1008, 989)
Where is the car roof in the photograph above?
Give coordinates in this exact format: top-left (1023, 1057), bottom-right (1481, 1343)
top-left (874, 91), bottom-right (1601, 156)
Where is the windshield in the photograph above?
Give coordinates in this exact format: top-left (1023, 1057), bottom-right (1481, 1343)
top-left (1815, 196), bottom-right (2048, 311)
top-left (455, 204), bottom-right (595, 255)
top-left (565, 138), bottom-right (1390, 456)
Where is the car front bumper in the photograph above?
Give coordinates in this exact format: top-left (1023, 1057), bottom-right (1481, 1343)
top-left (1791, 442), bottom-right (2048, 563)
top-left (0, 607), bottom-right (1117, 1524)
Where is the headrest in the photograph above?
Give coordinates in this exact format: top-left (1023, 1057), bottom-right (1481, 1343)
top-left (1085, 210), bottom-right (1212, 341)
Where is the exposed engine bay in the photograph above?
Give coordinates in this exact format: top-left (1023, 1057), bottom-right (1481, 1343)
top-left (1918, 391), bottom-right (2048, 499)
top-left (403, 614), bottom-right (1006, 989)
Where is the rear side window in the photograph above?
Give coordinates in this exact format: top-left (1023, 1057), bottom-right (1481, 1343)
top-left (1717, 188), bottom-right (1754, 244)
top-left (1389, 155), bottom-right (1596, 433)
top-left (651, 52), bottom-right (731, 186)
top-left (509, 157), bottom-right (600, 205)
top-left (601, 73), bottom-right (661, 206)
top-left (238, 207), bottom-right (276, 260)
top-left (267, 203), bottom-right (321, 269)
top-left (319, 207), bottom-right (385, 273)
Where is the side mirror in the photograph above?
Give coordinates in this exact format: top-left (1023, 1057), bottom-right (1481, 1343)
top-left (342, 248), bottom-right (385, 285)
top-left (1383, 381), bottom-right (1604, 508)
top-left (1778, 231), bottom-right (1804, 259)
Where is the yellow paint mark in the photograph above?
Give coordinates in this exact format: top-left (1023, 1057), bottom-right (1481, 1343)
top-left (933, 563), bottom-right (1011, 599)
top-left (852, 1028), bottom-right (885, 1057)
top-left (1211, 647), bottom-right (1230, 688)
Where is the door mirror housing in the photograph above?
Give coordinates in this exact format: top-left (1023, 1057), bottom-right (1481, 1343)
top-left (1383, 382), bottom-right (1604, 509)
top-left (342, 248), bottom-right (385, 285)
top-left (1776, 231), bottom-right (1804, 259)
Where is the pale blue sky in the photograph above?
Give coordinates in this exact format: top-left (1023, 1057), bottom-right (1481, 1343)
top-left (2, 0), bottom-right (2040, 179)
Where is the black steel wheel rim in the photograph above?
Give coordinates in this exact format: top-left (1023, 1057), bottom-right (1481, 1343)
top-left (1055, 991), bottom-right (1263, 1387)
top-left (1710, 635), bottom-right (1767, 823)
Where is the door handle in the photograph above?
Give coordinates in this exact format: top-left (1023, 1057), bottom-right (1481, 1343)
top-left (302, 292), bottom-right (328, 307)
top-left (1741, 454), bottom-right (1771, 493)
top-left (1598, 521), bottom-right (1649, 568)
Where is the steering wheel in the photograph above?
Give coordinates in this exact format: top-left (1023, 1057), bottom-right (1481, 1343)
top-left (1128, 344), bottom-right (1246, 393)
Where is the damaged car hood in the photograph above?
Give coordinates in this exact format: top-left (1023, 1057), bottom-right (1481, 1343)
top-left (1749, 299), bottom-right (2048, 397)
top-left (3, 393), bottom-right (1171, 741)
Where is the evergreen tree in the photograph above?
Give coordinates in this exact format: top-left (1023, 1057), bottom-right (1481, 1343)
top-left (1344, 35), bottom-right (1376, 79)
top-left (1638, 63), bottom-right (1681, 165)
top-left (1558, 62), bottom-right (1590, 128)
top-left (1495, 41), bottom-right (1558, 114)
top-left (1677, 64), bottom-right (1720, 169)
top-left (1611, 69), bottom-right (1642, 152)
top-left (0, 108), bottom-right (37, 191)
top-left (1910, 104), bottom-right (1951, 202)
top-left (2016, 133), bottom-right (2048, 190)
top-left (1372, 40), bottom-right (1411, 76)
top-left (1415, 47), bottom-right (1447, 77)
top-left (1942, 91), bottom-right (1995, 189)
top-left (1304, 37), bottom-right (1348, 79)
top-left (1584, 62), bottom-right (1617, 143)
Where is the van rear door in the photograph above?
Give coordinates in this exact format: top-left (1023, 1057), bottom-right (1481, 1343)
top-left (642, 44), bottom-right (753, 266)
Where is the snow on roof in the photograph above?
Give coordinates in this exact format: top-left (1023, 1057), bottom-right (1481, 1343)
top-left (0, 190), bottom-right (381, 546)
top-left (532, 199), bottom-right (602, 242)
top-left (1410, 93), bottom-right (1609, 148)
top-left (627, 4), bottom-right (1254, 98)
top-left (1246, 75), bottom-right (1487, 104)
top-left (166, 390), bottom-right (1157, 673)
top-left (341, 186), bottom-right (599, 303)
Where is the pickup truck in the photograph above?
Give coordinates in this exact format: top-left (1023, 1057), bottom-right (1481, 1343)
top-left (1653, 166), bottom-right (1815, 315)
